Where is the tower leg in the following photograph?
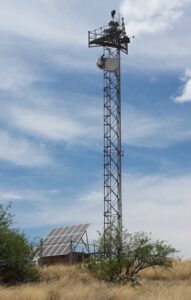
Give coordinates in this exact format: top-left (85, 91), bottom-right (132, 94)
top-left (103, 47), bottom-right (122, 253)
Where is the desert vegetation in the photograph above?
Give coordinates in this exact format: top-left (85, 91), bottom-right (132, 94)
top-left (1, 204), bottom-right (190, 299)
top-left (86, 227), bottom-right (176, 285)
top-left (0, 262), bottom-right (191, 300)
top-left (0, 204), bottom-right (39, 284)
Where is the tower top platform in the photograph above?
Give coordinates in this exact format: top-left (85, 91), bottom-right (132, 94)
top-left (88, 15), bottom-right (130, 54)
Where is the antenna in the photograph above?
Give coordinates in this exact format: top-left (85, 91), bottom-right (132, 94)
top-left (88, 10), bottom-right (130, 254)
top-left (111, 10), bottom-right (116, 19)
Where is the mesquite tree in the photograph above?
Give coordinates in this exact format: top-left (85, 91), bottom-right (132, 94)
top-left (86, 227), bottom-right (177, 285)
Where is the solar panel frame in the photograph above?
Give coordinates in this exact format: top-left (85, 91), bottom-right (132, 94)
top-left (39, 224), bottom-right (89, 257)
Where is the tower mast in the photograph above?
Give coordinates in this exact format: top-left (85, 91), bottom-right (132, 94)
top-left (88, 11), bottom-right (130, 250)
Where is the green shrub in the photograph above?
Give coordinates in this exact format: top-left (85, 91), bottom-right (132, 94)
top-left (86, 227), bottom-right (177, 285)
top-left (0, 204), bottom-right (39, 284)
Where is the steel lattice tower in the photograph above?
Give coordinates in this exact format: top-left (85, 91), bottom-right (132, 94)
top-left (88, 11), bottom-right (130, 246)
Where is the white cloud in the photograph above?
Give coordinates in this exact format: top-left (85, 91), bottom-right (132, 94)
top-left (176, 80), bottom-right (191, 103)
top-left (0, 130), bottom-right (51, 167)
top-left (0, 191), bottom-right (23, 201)
top-left (123, 106), bottom-right (170, 147)
top-left (123, 173), bottom-right (191, 258)
top-left (1, 0), bottom-right (188, 45)
top-left (0, 35), bottom-right (52, 92)
top-left (14, 187), bottom-right (103, 242)
top-left (0, 0), bottom-right (94, 85)
top-left (119, 0), bottom-right (191, 71)
top-left (10, 106), bottom-right (90, 142)
top-left (0, 57), bottom-right (41, 91)
top-left (2, 94), bottom-right (191, 149)
top-left (0, 187), bottom-right (52, 203)
top-left (120, 0), bottom-right (191, 36)
top-left (0, 0), bottom-right (190, 75)
top-left (175, 69), bottom-right (191, 103)
top-left (123, 105), bottom-right (191, 148)
top-left (0, 1), bottom-right (85, 47)
top-left (3, 93), bottom-right (101, 147)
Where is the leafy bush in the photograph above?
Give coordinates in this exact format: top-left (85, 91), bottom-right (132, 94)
top-left (86, 227), bottom-right (177, 285)
top-left (0, 204), bottom-right (39, 284)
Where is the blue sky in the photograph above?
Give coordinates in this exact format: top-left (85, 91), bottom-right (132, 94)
top-left (0, 0), bottom-right (191, 258)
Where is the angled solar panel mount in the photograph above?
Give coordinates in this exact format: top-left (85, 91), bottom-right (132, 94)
top-left (37, 224), bottom-right (89, 258)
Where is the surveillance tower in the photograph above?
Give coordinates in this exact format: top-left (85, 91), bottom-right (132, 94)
top-left (88, 11), bottom-right (130, 249)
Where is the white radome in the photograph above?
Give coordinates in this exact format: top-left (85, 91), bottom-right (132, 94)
top-left (97, 57), bottom-right (119, 72)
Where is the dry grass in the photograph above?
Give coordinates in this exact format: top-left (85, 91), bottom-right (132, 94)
top-left (140, 260), bottom-right (191, 281)
top-left (1, 261), bottom-right (191, 300)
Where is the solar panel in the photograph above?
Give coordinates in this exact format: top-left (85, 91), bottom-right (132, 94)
top-left (38, 224), bottom-right (89, 257)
